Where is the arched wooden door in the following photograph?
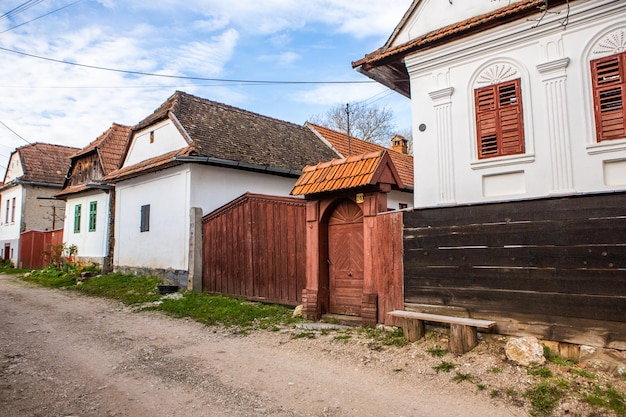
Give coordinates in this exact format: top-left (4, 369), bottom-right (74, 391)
top-left (327, 200), bottom-right (364, 316)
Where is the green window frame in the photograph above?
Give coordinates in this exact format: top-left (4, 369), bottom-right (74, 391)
top-left (74, 204), bottom-right (82, 233)
top-left (89, 201), bottom-right (97, 232)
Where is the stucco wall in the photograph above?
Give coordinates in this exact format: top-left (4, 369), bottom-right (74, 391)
top-left (406, 1), bottom-right (626, 208)
top-left (62, 190), bottom-right (111, 260)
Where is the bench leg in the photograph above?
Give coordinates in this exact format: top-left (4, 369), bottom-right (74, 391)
top-left (449, 324), bottom-right (478, 355)
top-left (400, 318), bottom-right (425, 342)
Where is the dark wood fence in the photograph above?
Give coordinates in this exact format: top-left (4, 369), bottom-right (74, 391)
top-left (202, 193), bottom-right (307, 306)
top-left (403, 192), bottom-right (626, 349)
top-left (19, 229), bottom-right (64, 269)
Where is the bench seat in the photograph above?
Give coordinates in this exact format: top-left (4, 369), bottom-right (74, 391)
top-left (388, 310), bottom-right (496, 354)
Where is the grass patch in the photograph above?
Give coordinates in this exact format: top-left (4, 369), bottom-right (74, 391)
top-left (159, 291), bottom-right (298, 330)
top-left (291, 331), bottom-right (316, 340)
top-left (490, 389), bottom-right (500, 398)
top-left (433, 360), bottom-right (456, 373)
top-left (582, 384), bottom-right (625, 414)
top-left (77, 273), bottom-right (162, 304)
top-left (525, 382), bottom-right (563, 417)
top-left (0, 260), bottom-right (28, 275)
top-left (570, 368), bottom-right (597, 379)
top-left (334, 334), bottom-right (352, 342)
top-left (543, 346), bottom-right (576, 367)
top-left (528, 366), bottom-right (553, 378)
top-left (426, 345), bottom-right (449, 357)
top-left (490, 366), bottom-right (503, 374)
top-left (452, 371), bottom-right (476, 384)
top-left (358, 326), bottom-right (407, 347)
top-left (22, 266), bottom-right (79, 288)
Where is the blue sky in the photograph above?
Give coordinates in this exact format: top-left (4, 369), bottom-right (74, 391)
top-left (0, 0), bottom-right (413, 172)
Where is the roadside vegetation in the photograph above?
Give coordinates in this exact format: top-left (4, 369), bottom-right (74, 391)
top-left (3, 263), bottom-right (625, 417)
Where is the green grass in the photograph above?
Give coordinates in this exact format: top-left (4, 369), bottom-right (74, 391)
top-left (77, 273), bottom-right (162, 304)
top-left (22, 266), bottom-right (79, 288)
top-left (452, 371), bottom-right (476, 384)
top-left (528, 366), bottom-right (553, 378)
top-left (0, 260), bottom-right (28, 275)
top-left (582, 384), bottom-right (625, 414)
top-left (570, 368), bottom-right (597, 379)
top-left (426, 345), bottom-right (449, 357)
top-left (525, 382), bottom-right (563, 417)
top-left (358, 326), bottom-right (407, 347)
top-left (543, 346), bottom-right (576, 367)
top-left (433, 360), bottom-right (456, 373)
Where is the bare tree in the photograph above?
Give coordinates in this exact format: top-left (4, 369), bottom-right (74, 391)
top-left (310, 102), bottom-right (396, 146)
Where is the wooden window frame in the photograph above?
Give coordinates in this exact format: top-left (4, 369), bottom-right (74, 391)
top-left (88, 201), bottom-right (97, 232)
top-left (4, 199), bottom-right (9, 223)
top-left (474, 79), bottom-right (525, 159)
top-left (591, 52), bottom-right (626, 142)
top-left (10, 197), bottom-right (16, 223)
top-left (74, 204), bottom-right (81, 233)
top-left (140, 204), bottom-right (150, 232)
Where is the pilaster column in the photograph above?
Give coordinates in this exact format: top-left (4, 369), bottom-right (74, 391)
top-left (537, 57), bottom-right (574, 193)
top-left (429, 87), bottom-right (456, 204)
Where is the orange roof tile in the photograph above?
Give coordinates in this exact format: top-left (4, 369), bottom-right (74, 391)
top-left (291, 150), bottom-right (403, 196)
top-left (307, 123), bottom-right (413, 188)
top-left (70, 123), bottom-right (131, 175)
top-left (7, 143), bottom-right (79, 186)
top-left (102, 146), bottom-right (195, 182)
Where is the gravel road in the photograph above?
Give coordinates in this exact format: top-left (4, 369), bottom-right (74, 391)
top-left (0, 273), bottom-right (528, 417)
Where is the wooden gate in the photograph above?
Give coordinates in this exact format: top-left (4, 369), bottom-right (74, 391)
top-left (328, 200), bottom-right (364, 316)
top-left (202, 193), bottom-right (307, 306)
top-left (19, 229), bottom-right (64, 269)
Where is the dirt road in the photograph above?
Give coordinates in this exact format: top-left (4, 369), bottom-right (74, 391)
top-left (0, 274), bottom-right (524, 417)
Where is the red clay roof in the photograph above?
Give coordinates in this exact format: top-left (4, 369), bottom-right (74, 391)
top-left (291, 150), bottom-right (403, 196)
top-left (8, 143), bottom-right (79, 186)
top-left (102, 146), bottom-right (195, 182)
top-left (307, 123), bottom-right (413, 188)
top-left (352, 0), bottom-right (571, 96)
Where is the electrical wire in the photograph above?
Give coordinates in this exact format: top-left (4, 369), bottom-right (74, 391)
top-left (0, 119), bottom-right (31, 144)
top-left (0, 0), bottom-right (45, 22)
top-left (0, 0), bottom-right (84, 35)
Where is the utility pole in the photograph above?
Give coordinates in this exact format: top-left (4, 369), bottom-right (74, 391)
top-left (345, 103), bottom-right (351, 155)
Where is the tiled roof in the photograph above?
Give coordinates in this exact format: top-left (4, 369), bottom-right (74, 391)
top-left (307, 123), bottom-right (414, 188)
top-left (291, 150), bottom-right (403, 196)
top-left (352, 0), bottom-right (569, 96)
top-left (12, 143), bottom-right (78, 186)
top-left (71, 123), bottom-right (131, 174)
top-left (103, 147), bottom-right (195, 182)
top-left (107, 91), bottom-right (339, 182)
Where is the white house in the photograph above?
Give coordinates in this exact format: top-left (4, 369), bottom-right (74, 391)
top-left (103, 91), bottom-right (338, 286)
top-left (0, 143), bottom-right (78, 266)
top-left (55, 123), bottom-right (131, 271)
top-left (353, 0), bottom-right (626, 207)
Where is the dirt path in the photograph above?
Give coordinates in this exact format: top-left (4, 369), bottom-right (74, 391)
top-left (0, 274), bottom-right (524, 417)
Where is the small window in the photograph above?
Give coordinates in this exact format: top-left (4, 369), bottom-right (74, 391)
top-left (88, 201), bottom-right (97, 232)
top-left (399, 203), bottom-right (408, 210)
top-left (474, 79), bottom-right (525, 159)
top-left (10, 197), bottom-right (16, 223)
top-left (149, 131), bottom-right (155, 143)
top-left (74, 204), bottom-right (81, 233)
top-left (140, 204), bottom-right (150, 232)
top-left (591, 52), bottom-right (626, 142)
top-left (4, 199), bottom-right (8, 223)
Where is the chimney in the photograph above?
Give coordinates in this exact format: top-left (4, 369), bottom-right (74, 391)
top-left (391, 135), bottom-right (408, 154)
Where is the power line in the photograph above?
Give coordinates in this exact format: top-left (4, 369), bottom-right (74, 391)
top-left (0, 0), bottom-right (84, 35)
top-left (0, 0), bottom-right (45, 22)
top-left (0, 119), bottom-right (31, 144)
top-left (0, 45), bottom-right (376, 85)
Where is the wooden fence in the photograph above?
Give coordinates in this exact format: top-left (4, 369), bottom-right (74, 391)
top-left (403, 192), bottom-right (626, 350)
top-left (19, 229), bottom-right (64, 269)
top-left (202, 193), bottom-right (307, 306)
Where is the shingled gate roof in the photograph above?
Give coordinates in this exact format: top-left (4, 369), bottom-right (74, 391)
top-left (306, 123), bottom-right (414, 189)
top-left (106, 91), bottom-right (339, 182)
top-left (291, 150), bottom-right (404, 196)
top-left (4, 143), bottom-right (79, 186)
top-left (352, 0), bottom-right (573, 97)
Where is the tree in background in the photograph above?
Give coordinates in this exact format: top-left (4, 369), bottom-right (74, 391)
top-left (310, 102), bottom-right (396, 147)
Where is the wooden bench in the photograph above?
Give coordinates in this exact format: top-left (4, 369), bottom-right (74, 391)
top-left (388, 310), bottom-right (496, 354)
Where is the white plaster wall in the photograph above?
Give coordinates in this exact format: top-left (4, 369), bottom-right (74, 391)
top-left (392, 0), bottom-right (524, 47)
top-left (386, 190), bottom-right (414, 210)
top-left (4, 153), bottom-right (23, 183)
top-left (123, 119), bottom-right (188, 167)
top-left (406, 1), bottom-right (626, 208)
top-left (114, 165), bottom-right (190, 271)
top-left (62, 190), bottom-right (110, 258)
top-left (189, 164), bottom-right (299, 214)
top-left (0, 185), bottom-right (23, 264)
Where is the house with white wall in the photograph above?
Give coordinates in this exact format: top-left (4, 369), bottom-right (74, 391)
top-left (55, 123), bottom-right (131, 271)
top-left (103, 91), bottom-right (338, 286)
top-left (0, 143), bottom-right (78, 266)
top-left (353, 0), bottom-right (626, 206)
top-left (349, 0), bottom-right (626, 350)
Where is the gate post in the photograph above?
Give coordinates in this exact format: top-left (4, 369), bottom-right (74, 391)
top-left (188, 207), bottom-right (203, 292)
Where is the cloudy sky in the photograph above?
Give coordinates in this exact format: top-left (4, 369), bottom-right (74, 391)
top-left (0, 0), bottom-right (413, 172)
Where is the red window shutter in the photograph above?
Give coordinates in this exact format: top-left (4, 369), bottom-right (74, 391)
top-left (475, 79), bottom-right (524, 159)
top-left (591, 53), bottom-right (626, 142)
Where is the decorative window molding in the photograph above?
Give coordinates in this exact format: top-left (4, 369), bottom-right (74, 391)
top-left (593, 29), bottom-right (626, 57)
top-left (476, 64), bottom-right (518, 86)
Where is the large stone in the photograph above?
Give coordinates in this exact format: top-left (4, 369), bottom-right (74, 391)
top-left (505, 336), bottom-right (546, 366)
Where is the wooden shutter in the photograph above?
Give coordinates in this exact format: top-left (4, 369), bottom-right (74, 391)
top-left (591, 53), bottom-right (626, 142)
top-left (74, 204), bottom-right (81, 233)
top-left (475, 79), bottom-right (524, 159)
top-left (140, 204), bottom-right (150, 232)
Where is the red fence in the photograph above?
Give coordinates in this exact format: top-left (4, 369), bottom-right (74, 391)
top-left (19, 229), bottom-right (64, 269)
top-left (202, 193), bottom-right (307, 306)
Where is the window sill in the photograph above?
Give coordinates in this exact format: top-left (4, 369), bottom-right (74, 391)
top-left (587, 138), bottom-right (626, 155)
top-left (470, 153), bottom-right (535, 170)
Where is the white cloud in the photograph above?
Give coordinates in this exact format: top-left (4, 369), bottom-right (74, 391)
top-left (258, 51), bottom-right (300, 66)
top-left (172, 29), bottom-right (240, 76)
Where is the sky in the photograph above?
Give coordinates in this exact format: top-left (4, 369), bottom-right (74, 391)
top-left (0, 0), bottom-right (413, 172)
